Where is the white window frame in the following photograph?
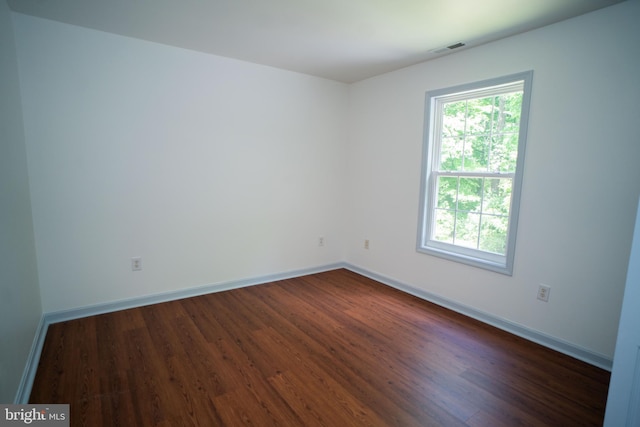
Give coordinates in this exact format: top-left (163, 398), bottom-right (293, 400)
top-left (417, 71), bottom-right (533, 275)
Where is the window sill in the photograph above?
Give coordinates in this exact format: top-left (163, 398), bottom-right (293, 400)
top-left (417, 244), bottom-right (513, 276)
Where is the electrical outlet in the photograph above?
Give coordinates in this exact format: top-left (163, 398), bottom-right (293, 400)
top-left (318, 237), bottom-right (325, 247)
top-left (131, 257), bottom-right (142, 271)
top-left (364, 239), bottom-right (370, 250)
top-left (537, 284), bottom-right (550, 302)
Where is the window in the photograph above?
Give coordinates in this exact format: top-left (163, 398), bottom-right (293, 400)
top-left (417, 71), bottom-right (533, 275)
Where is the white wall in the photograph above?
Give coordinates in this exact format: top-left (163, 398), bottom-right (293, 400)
top-left (0, 1), bottom-right (42, 403)
top-left (14, 14), bottom-right (348, 313)
top-left (346, 0), bottom-right (640, 359)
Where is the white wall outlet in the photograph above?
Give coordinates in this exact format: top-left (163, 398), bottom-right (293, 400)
top-left (131, 257), bottom-right (142, 271)
top-left (318, 237), bottom-right (325, 247)
top-left (364, 239), bottom-right (370, 250)
top-left (537, 284), bottom-right (551, 302)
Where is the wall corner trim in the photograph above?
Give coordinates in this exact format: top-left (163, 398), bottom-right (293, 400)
top-left (344, 263), bottom-right (613, 371)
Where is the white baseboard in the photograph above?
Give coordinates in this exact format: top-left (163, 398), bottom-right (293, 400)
top-left (16, 260), bottom-right (611, 403)
top-left (45, 263), bottom-right (346, 324)
top-left (15, 263), bottom-right (345, 403)
top-left (14, 315), bottom-right (48, 404)
top-left (344, 263), bottom-right (613, 371)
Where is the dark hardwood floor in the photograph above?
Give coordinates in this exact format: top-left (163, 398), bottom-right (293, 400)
top-left (30, 269), bottom-right (610, 426)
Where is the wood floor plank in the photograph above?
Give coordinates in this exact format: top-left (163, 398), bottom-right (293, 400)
top-left (30, 269), bottom-right (610, 426)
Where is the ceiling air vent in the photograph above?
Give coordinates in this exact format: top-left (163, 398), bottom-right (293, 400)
top-left (447, 42), bottom-right (465, 50)
top-left (429, 42), bottom-right (466, 54)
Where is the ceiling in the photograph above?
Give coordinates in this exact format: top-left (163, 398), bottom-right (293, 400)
top-left (7, 0), bottom-right (625, 83)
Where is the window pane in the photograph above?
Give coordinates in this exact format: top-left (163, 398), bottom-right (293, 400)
top-left (479, 214), bottom-right (508, 255)
top-left (489, 134), bottom-right (518, 172)
top-left (442, 101), bottom-right (466, 138)
top-left (457, 177), bottom-right (482, 213)
top-left (455, 212), bottom-right (480, 248)
top-left (465, 97), bottom-right (495, 136)
top-left (433, 209), bottom-right (454, 244)
top-left (482, 178), bottom-right (512, 215)
top-left (440, 137), bottom-right (463, 171)
top-left (464, 136), bottom-right (490, 171)
top-left (436, 176), bottom-right (457, 210)
top-left (493, 92), bottom-right (522, 134)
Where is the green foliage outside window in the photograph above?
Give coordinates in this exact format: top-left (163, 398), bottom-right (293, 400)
top-left (433, 92), bottom-right (523, 255)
